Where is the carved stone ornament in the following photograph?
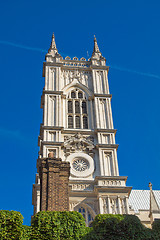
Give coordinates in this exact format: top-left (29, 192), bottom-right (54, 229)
top-left (63, 133), bottom-right (94, 157)
top-left (61, 70), bottom-right (91, 85)
top-left (103, 198), bottom-right (108, 214)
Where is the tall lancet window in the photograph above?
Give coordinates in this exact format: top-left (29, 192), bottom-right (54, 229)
top-left (68, 116), bottom-right (73, 128)
top-left (67, 89), bottom-right (88, 129)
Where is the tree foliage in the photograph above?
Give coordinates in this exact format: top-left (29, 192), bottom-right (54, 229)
top-left (152, 219), bottom-right (160, 239)
top-left (85, 214), bottom-right (153, 240)
top-left (20, 225), bottom-right (32, 240)
top-left (30, 211), bottom-right (86, 240)
top-left (0, 210), bottom-right (160, 240)
top-left (0, 210), bottom-right (23, 239)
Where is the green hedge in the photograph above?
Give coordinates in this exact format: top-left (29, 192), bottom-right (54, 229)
top-left (0, 210), bottom-right (23, 239)
top-left (21, 225), bottom-right (32, 240)
top-left (152, 219), bottom-right (160, 239)
top-left (30, 211), bottom-right (86, 240)
top-left (85, 214), bottom-right (153, 240)
top-left (1, 210), bottom-right (160, 239)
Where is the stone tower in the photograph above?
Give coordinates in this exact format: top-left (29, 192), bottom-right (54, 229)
top-left (32, 34), bottom-right (132, 226)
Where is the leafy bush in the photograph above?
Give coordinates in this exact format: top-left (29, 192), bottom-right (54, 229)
top-left (119, 214), bottom-right (152, 240)
top-left (85, 214), bottom-right (153, 240)
top-left (0, 210), bottom-right (23, 239)
top-left (152, 219), bottom-right (160, 239)
top-left (30, 211), bottom-right (86, 240)
top-left (20, 225), bottom-right (32, 240)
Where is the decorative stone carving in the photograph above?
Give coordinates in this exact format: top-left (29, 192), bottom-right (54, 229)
top-left (103, 198), bottom-right (108, 214)
top-left (110, 198), bottom-right (118, 214)
top-left (101, 180), bottom-right (121, 186)
top-left (121, 198), bottom-right (126, 214)
top-left (63, 133), bottom-right (94, 157)
top-left (61, 70), bottom-right (91, 87)
top-left (69, 202), bottom-right (78, 211)
top-left (71, 184), bottom-right (93, 191)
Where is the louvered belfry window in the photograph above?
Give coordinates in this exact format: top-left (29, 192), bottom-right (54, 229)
top-left (68, 116), bottom-right (73, 128)
top-left (68, 101), bottom-right (73, 113)
top-left (67, 90), bottom-right (88, 129)
top-left (83, 116), bottom-right (88, 129)
top-left (75, 116), bottom-right (80, 128)
top-left (75, 101), bottom-right (80, 113)
top-left (82, 101), bottom-right (87, 114)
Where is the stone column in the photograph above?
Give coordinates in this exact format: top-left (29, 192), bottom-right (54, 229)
top-left (107, 196), bottom-right (112, 214)
top-left (125, 197), bottom-right (129, 214)
top-left (117, 196), bottom-right (122, 214)
top-left (99, 196), bottom-right (103, 214)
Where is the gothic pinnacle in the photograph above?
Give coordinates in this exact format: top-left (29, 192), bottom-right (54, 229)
top-left (91, 35), bottom-right (103, 60)
top-left (48, 32), bottom-right (58, 56)
top-left (51, 33), bottom-right (57, 50)
top-left (93, 35), bottom-right (100, 53)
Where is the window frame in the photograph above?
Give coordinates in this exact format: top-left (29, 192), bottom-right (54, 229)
top-left (67, 89), bottom-right (88, 129)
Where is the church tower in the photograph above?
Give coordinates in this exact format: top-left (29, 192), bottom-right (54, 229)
top-left (32, 34), bottom-right (132, 226)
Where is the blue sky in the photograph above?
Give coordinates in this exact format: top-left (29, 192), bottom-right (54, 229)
top-left (0, 0), bottom-right (160, 225)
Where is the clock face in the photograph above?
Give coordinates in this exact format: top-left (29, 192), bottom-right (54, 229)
top-left (72, 158), bottom-right (89, 172)
top-left (67, 153), bottom-right (94, 178)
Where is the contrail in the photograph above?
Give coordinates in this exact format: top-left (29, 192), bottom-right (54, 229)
top-left (110, 64), bottom-right (160, 80)
top-left (0, 40), bottom-right (160, 80)
top-left (0, 40), bottom-right (47, 53)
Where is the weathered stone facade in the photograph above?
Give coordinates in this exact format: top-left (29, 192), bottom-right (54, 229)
top-left (32, 34), bottom-right (132, 226)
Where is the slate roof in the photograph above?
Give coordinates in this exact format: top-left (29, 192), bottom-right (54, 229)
top-left (128, 190), bottom-right (160, 212)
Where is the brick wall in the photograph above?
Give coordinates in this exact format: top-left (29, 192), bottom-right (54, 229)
top-left (39, 156), bottom-right (70, 211)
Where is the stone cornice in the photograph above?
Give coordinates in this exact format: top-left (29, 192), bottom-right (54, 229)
top-left (62, 129), bottom-right (94, 134)
top-left (41, 141), bottom-right (63, 146)
top-left (41, 125), bottom-right (64, 131)
top-left (94, 93), bottom-right (112, 98)
top-left (43, 62), bottom-right (64, 67)
top-left (96, 144), bottom-right (119, 149)
top-left (43, 90), bottom-right (63, 95)
top-left (95, 176), bottom-right (128, 181)
top-left (95, 129), bottom-right (117, 134)
top-left (90, 65), bottom-right (109, 70)
top-left (94, 186), bottom-right (132, 195)
top-left (61, 66), bottom-right (91, 71)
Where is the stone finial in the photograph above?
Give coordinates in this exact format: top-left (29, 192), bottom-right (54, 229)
top-left (149, 182), bottom-right (152, 190)
top-left (93, 35), bottom-right (100, 53)
top-left (91, 35), bottom-right (104, 61)
top-left (47, 33), bottom-right (60, 57)
top-left (50, 33), bottom-right (57, 50)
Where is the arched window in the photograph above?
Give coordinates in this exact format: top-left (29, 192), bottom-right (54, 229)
top-left (78, 206), bottom-right (94, 227)
top-left (75, 116), bottom-right (80, 128)
top-left (68, 101), bottom-right (73, 113)
top-left (67, 89), bottom-right (88, 129)
top-left (71, 91), bottom-right (76, 98)
top-left (75, 101), bottom-right (80, 113)
top-left (83, 116), bottom-right (88, 129)
top-left (68, 116), bottom-right (73, 128)
top-left (78, 91), bottom-right (83, 98)
top-left (82, 101), bottom-right (87, 114)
